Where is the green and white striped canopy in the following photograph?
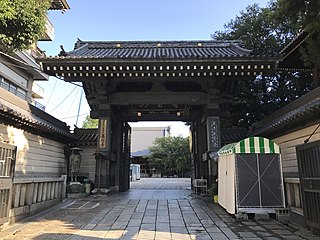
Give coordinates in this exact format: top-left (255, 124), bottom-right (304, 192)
top-left (218, 137), bottom-right (280, 155)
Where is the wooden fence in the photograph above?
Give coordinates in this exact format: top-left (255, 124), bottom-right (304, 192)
top-left (9, 176), bottom-right (66, 222)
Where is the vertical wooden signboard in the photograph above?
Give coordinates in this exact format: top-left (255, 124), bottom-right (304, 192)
top-left (98, 118), bottom-right (109, 151)
top-left (206, 116), bottom-right (220, 181)
top-left (207, 116), bottom-right (220, 152)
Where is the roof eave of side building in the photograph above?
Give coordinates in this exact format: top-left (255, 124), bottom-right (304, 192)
top-left (250, 85), bottom-right (320, 138)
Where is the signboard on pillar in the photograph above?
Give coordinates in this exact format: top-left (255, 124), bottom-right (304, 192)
top-left (206, 116), bottom-right (221, 152)
top-left (98, 117), bottom-right (110, 151)
top-left (207, 116), bottom-right (220, 183)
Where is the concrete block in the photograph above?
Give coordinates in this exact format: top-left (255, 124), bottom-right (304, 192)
top-left (235, 212), bottom-right (248, 220)
top-left (254, 213), bottom-right (269, 221)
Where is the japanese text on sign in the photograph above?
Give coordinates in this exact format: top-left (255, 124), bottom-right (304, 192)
top-left (207, 117), bottom-right (220, 151)
top-left (98, 118), bottom-right (107, 149)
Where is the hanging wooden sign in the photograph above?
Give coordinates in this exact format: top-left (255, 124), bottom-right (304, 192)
top-left (98, 118), bottom-right (109, 150)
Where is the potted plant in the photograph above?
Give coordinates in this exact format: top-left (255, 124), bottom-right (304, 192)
top-left (208, 183), bottom-right (218, 203)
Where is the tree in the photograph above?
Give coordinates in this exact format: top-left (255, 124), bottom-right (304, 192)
top-left (0, 0), bottom-right (51, 52)
top-left (212, 3), bottom-right (313, 129)
top-left (82, 115), bottom-right (98, 128)
top-left (275, 0), bottom-right (320, 66)
top-left (146, 136), bottom-right (190, 177)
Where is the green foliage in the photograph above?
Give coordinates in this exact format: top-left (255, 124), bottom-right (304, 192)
top-left (212, 3), bottom-right (297, 55)
top-left (0, 0), bottom-right (51, 52)
top-left (208, 183), bottom-right (218, 196)
top-left (275, 0), bottom-right (320, 66)
top-left (146, 136), bottom-right (190, 177)
top-left (212, 3), bottom-right (314, 129)
top-left (82, 115), bottom-right (99, 128)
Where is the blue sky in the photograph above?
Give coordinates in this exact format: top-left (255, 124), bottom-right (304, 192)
top-left (37, 0), bottom-right (269, 133)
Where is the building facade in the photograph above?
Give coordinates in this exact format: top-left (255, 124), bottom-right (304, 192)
top-left (131, 126), bottom-right (170, 176)
top-left (0, 0), bottom-right (70, 225)
top-left (251, 32), bottom-right (320, 231)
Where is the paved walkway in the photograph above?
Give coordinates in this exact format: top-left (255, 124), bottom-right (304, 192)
top-left (0, 178), bottom-right (319, 240)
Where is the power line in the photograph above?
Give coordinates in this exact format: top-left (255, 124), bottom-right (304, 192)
top-left (46, 77), bottom-right (58, 106)
top-left (75, 89), bottom-right (84, 127)
top-left (60, 112), bottom-right (89, 119)
top-left (64, 87), bottom-right (79, 118)
top-left (48, 85), bottom-right (78, 113)
top-left (304, 123), bottom-right (320, 144)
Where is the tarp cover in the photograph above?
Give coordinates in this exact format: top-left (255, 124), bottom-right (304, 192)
top-left (218, 137), bottom-right (280, 155)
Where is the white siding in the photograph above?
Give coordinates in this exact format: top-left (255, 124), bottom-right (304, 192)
top-left (273, 124), bottom-right (320, 174)
top-left (0, 62), bottom-right (28, 88)
top-left (78, 145), bottom-right (96, 181)
top-left (0, 123), bottom-right (67, 178)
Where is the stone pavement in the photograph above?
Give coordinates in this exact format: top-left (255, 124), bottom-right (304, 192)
top-left (0, 178), bottom-right (319, 240)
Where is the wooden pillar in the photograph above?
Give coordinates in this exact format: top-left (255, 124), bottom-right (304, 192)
top-left (205, 85), bottom-right (221, 187)
top-left (192, 118), bottom-right (208, 180)
top-left (199, 119), bottom-right (209, 179)
top-left (206, 116), bottom-right (221, 186)
top-left (113, 119), bottom-right (121, 191)
top-left (95, 116), bottom-right (112, 191)
top-left (189, 122), bottom-right (196, 184)
top-left (119, 122), bottom-right (131, 192)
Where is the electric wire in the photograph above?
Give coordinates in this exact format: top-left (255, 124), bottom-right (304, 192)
top-left (46, 77), bottom-right (58, 106)
top-left (304, 123), bottom-right (320, 144)
top-left (64, 87), bottom-right (79, 119)
top-left (1, 51), bottom-right (93, 127)
top-left (60, 112), bottom-right (89, 119)
top-left (48, 85), bottom-right (78, 113)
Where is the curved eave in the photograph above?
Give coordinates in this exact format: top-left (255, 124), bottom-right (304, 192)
top-left (38, 55), bottom-right (280, 62)
top-left (250, 87), bottom-right (320, 137)
top-left (37, 55), bottom-right (280, 81)
top-left (0, 103), bottom-right (73, 141)
top-left (278, 31), bottom-right (313, 71)
top-left (49, 0), bottom-right (70, 10)
top-left (73, 128), bottom-right (98, 146)
top-left (279, 31), bottom-right (308, 56)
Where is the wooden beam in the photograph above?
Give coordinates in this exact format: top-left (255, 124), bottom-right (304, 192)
top-left (109, 92), bottom-right (208, 105)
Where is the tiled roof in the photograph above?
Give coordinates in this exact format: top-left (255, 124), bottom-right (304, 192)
top-left (132, 149), bottom-right (150, 157)
top-left (278, 31), bottom-right (311, 71)
top-left (220, 128), bottom-right (247, 145)
top-left (73, 128), bottom-right (98, 146)
top-left (279, 31), bottom-right (308, 56)
top-left (49, 0), bottom-right (70, 10)
top-left (0, 100), bottom-right (73, 140)
top-left (57, 40), bottom-right (256, 59)
top-left (250, 86), bottom-right (320, 137)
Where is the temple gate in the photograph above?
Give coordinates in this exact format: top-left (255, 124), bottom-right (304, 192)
top-left (38, 40), bottom-right (278, 191)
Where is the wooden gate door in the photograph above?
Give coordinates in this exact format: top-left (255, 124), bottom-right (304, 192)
top-left (296, 141), bottom-right (320, 231)
top-left (0, 142), bottom-right (16, 225)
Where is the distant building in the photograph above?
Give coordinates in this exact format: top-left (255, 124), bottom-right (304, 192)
top-left (131, 126), bottom-right (171, 176)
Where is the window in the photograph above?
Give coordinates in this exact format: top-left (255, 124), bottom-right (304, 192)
top-left (0, 75), bottom-right (27, 101)
top-left (0, 77), bottom-right (9, 91)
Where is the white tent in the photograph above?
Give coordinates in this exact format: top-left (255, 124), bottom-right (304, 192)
top-left (218, 137), bottom-right (285, 215)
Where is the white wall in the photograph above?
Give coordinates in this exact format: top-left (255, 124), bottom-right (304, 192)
top-left (273, 124), bottom-right (320, 175)
top-left (0, 123), bottom-right (67, 178)
top-left (131, 127), bottom-right (169, 156)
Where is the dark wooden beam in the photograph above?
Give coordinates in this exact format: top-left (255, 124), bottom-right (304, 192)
top-left (109, 92), bottom-right (208, 105)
